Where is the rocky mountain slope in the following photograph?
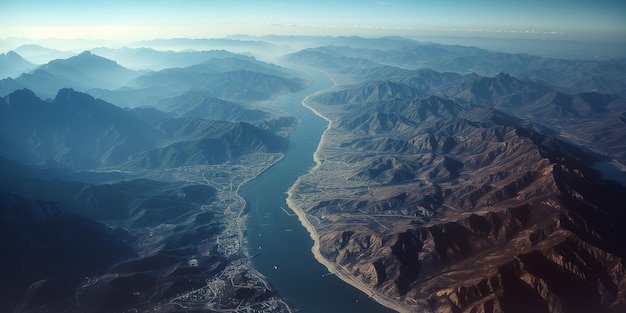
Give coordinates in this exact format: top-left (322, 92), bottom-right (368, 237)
top-left (314, 70), bottom-right (626, 166)
top-left (288, 68), bottom-right (626, 312)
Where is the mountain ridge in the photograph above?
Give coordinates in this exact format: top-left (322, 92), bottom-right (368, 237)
top-left (0, 51), bottom-right (36, 78)
top-left (284, 43), bottom-right (626, 95)
top-left (0, 52), bottom-right (142, 99)
top-left (0, 88), bottom-right (287, 170)
top-left (289, 69), bottom-right (626, 312)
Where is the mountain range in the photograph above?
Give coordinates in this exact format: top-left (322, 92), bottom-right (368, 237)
top-left (127, 37), bottom-right (280, 56)
top-left (0, 51), bottom-right (141, 99)
top-left (90, 47), bottom-right (241, 70)
top-left (289, 55), bottom-right (626, 312)
top-left (1, 35), bottom-right (625, 313)
top-left (155, 93), bottom-right (270, 121)
top-left (0, 39), bottom-right (315, 313)
top-left (0, 50), bottom-right (309, 108)
top-left (0, 88), bottom-right (288, 170)
top-left (38, 51), bottom-right (140, 89)
top-left (312, 69), bottom-right (626, 167)
top-left (0, 77), bottom-right (287, 312)
top-left (13, 44), bottom-right (75, 64)
top-left (283, 42), bottom-right (626, 95)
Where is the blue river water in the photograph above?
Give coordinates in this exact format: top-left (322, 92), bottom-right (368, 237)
top-left (240, 71), bottom-right (396, 313)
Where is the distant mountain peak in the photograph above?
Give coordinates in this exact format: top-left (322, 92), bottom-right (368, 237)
top-left (53, 88), bottom-right (94, 104)
top-left (0, 51), bottom-right (33, 65)
top-left (0, 51), bottom-right (35, 78)
top-left (56, 50), bottom-right (118, 66)
top-left (6, 51), bottom-right (20, 58)
top-left (9, 88), bottom-right (37, 97)
top-left (55, 87), bottom-right (79, 96)
top-left (4, 88), bottom-right (39, 105)
top-left (495, 72), bottom-right (513, 79)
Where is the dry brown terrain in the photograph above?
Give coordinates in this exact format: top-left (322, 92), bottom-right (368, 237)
top-left (287, 74), bottom-right (626, 312)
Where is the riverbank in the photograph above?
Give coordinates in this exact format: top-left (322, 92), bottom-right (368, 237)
top-left (285, 96), bottom-right (409, 313)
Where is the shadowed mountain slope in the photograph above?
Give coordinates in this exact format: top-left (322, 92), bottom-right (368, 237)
top-left (0, 155), bottom-right (223, 313)
top-left (0, 192), bottom-right (135, 313)
top-left (155, 93), bottom-right (270, 121)
top-left (0, 89), bottom-right (288, 170)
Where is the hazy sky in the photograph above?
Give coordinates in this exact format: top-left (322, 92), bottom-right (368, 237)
top-left (1, 0), bottom-right (625, 42)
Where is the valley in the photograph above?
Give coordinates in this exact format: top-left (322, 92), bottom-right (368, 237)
top-left (1, 35), bottom-right (625, 313)
top-left (0, 46), bottom-right (307, 313)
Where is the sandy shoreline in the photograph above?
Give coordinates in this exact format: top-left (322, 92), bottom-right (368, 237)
top-left (285, 96), bottom-right (409, 313)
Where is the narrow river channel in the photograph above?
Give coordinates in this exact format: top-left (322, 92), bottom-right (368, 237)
top-left (240, 70), bottom-right (396, 313)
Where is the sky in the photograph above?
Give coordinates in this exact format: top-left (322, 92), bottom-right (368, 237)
top-left (1, 0), bottom-right (625, 43)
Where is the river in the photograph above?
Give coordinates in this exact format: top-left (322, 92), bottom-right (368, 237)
top-left (240, 71), bottom-right (396, 313)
